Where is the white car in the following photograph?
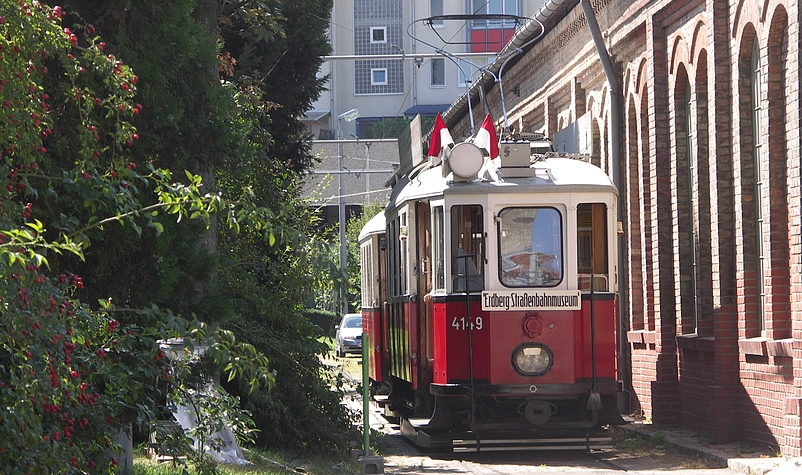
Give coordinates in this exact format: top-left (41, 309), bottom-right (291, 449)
top-left (334, 313), bottom-right (362, 357)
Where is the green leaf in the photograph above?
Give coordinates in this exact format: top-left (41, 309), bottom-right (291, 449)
top-left (150, 221), bottom-right (164, 236)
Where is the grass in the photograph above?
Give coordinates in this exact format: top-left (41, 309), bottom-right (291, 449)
top-left (133, 341), bottom-right (369, 475)
top-left (133, 446), bottom-right (361, 475)
top-left (611, 427), bottom-right (669, 453)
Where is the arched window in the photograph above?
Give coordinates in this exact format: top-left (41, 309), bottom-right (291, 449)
top-left (627, 96), bottom-right (644, 331)
top-left (675, 68), bottom-right (696, 334)
top-left (640, 89), bottom-right (655, 332)
top-left (692, 52), bottom-right (714, 336)
top-left (750, 40), bottom-right (767, 335)
top-left (765, 10), bottom-right (791, 340)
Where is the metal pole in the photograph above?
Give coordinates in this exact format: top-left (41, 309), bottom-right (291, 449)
top-left (580, 0), bottom-right (630, 402)
top-left (338, 140), bottom-right (347, 315)
top-left (457, 253), bottom-right (480, 452)
top-left (363, 328), bottom-right (370, 456)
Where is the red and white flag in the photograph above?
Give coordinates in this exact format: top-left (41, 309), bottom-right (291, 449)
top-left (474, 113), bottom-right (499, 161)
top-left (428, 113), bottom-right (454, 165)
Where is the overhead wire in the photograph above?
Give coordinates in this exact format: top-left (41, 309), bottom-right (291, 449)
top-left (377, 3), bottom-right (490, 140)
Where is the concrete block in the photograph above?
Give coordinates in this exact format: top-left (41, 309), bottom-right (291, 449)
top-left (358, 455), bottom-right (384, 474)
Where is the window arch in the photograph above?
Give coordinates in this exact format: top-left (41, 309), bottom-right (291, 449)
top-left (750, 39), bottom-right (767, 335)
top-left (627, 95), bottom-right (644, 331)
top-left (765, 8), bottom-right (791, 340)
top-left (692, 51), bottom-right (714, 336)
top-left (737, 27), bottom-right (763, 339)
top-left (674, 65), bottom-right (696, 334)
top-left (640, 87), bottom-right (655, 332)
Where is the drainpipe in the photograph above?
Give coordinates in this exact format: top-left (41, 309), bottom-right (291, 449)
top-left (579, 0), bottom-right (621, 185)
top-left (579, 0), bottom-right (629, 405)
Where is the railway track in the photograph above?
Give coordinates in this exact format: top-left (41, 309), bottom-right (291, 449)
top-left (335, 356), bottom-right (738, 474)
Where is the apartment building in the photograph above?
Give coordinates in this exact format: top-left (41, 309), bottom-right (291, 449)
top-left (302, 1), bottom-right (548, 245)
top-left (304, 0), bottom-right (545, 140)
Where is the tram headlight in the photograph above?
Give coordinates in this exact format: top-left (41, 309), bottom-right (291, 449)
top-left (512, 343), bottom-right (553, 376)
top-left (448, 142), bottom-right (484, 179)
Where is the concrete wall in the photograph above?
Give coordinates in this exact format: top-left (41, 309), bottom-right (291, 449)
top-left (304, 139), bottom-right (399, 209)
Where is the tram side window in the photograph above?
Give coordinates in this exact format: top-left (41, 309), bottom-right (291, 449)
top-left (433, 206), bottom-right (445, 291)
top-left (360, 243), bottom-right (374, 307)
top-left (577, 203), bottom-right (608, 291)
top-left (451, 205), bottom-right (484, 291)
top-left (498, 207), bottom-right (563, 287)
top-left (400, 212), bottom-right (407, 295)
top-left (388, 216), bottom-right (402, 298)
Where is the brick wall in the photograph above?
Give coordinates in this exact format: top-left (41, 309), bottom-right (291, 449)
top-left (447, 0), bottom-right (802, 456)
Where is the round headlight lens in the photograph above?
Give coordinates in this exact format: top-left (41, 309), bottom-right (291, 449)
top-left (512, 343), bottom-right (553, 376)
top-left (448, 142), bottom-right (484, 178)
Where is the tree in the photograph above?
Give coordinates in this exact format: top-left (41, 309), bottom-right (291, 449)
top-left (344, 203), bottom-right (385, 311)
top-left (0, 3), bottom-right (273, 474)
top-left (49, 0), bottom-right (335, 321)
top-left (219, 0), bottom-right (332, 173)
top-left (52, 0), bottom-right (356, 455)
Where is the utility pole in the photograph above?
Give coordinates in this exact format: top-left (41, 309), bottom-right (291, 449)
top-left (336, 109), bottom-right (359, 315)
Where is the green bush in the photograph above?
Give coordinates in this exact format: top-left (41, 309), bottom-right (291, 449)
top-left (223, 310), bottom-right (360, 455)
top-left (304, 308), bottom-right (339, 338)
top-left (0, 4), bottom-right (271, 473)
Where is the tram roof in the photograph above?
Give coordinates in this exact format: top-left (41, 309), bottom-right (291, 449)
top-left (358, 210), bottom-right (386, 242)
top-left (387, 156), bottom-right (617, 209)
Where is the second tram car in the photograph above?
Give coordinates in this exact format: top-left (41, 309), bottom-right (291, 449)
top-left (359, 132), bottom-right (625, 452)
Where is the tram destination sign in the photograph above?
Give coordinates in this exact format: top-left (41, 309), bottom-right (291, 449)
top-left (482, 290), bottom-right (582, 311)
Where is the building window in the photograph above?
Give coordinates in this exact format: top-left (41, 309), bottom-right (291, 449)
top-left (760, 11), bottom-right (791, 340)
top-left (691, 51), bottom-right (713, 337)
top-left (471, 0), bottom-right (519, 28)
top-left (371, 68), bottom-right (388, 85)
top-left (458, 66), bottom-right (469, 87)
top-left (430, 0), bottom-right (444, 27)
top-left (355, 60), bottom-right (404, 94)
top-left (751, 40), bottom-right (767, 335)
top-left (469, 0), bottom-right (521, 52)
top-left (430, 58), bottom-right (445, 87)
top-left (370, 26), bottom-right (387, 44)
top-left (675, 71), bottom-right (697, 334)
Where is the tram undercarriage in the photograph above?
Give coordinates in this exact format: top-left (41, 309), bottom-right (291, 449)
top-left (373, 376), bottom-right (626, 451)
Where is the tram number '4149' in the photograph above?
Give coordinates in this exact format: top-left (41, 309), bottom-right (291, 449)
top-left (451, 316), bottom-right (483, 331)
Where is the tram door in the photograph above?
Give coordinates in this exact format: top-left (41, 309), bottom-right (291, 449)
top-left (415, 201), bottom-right (435, 417)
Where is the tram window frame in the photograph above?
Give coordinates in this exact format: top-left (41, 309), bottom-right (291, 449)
top-left (576, 203), bottom-right (609, 292)
top-left (432, 205), bottom-right (445, 291)
top-left (388, 215), bottom-right (403, 298)
top-left (497, 207), bottom-right (564, 288)
top-left (400, 212), bottom-right (408, 295)
top-left (451, 204), bottom-right (484, 292)
top-left (360, 243), bottom-right (374, 307)
top-left (388, 217), bottom-right (397, 297)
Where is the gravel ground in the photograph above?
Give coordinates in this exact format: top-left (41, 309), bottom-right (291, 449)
top-left (331, 352), bottom-right (784, 475)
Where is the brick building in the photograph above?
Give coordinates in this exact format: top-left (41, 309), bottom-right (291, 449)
top-left (441, 0), bottom-right (802, 457)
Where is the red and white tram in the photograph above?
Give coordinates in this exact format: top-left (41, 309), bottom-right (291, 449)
top-left (359, 131), bottom-right (625, 452)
